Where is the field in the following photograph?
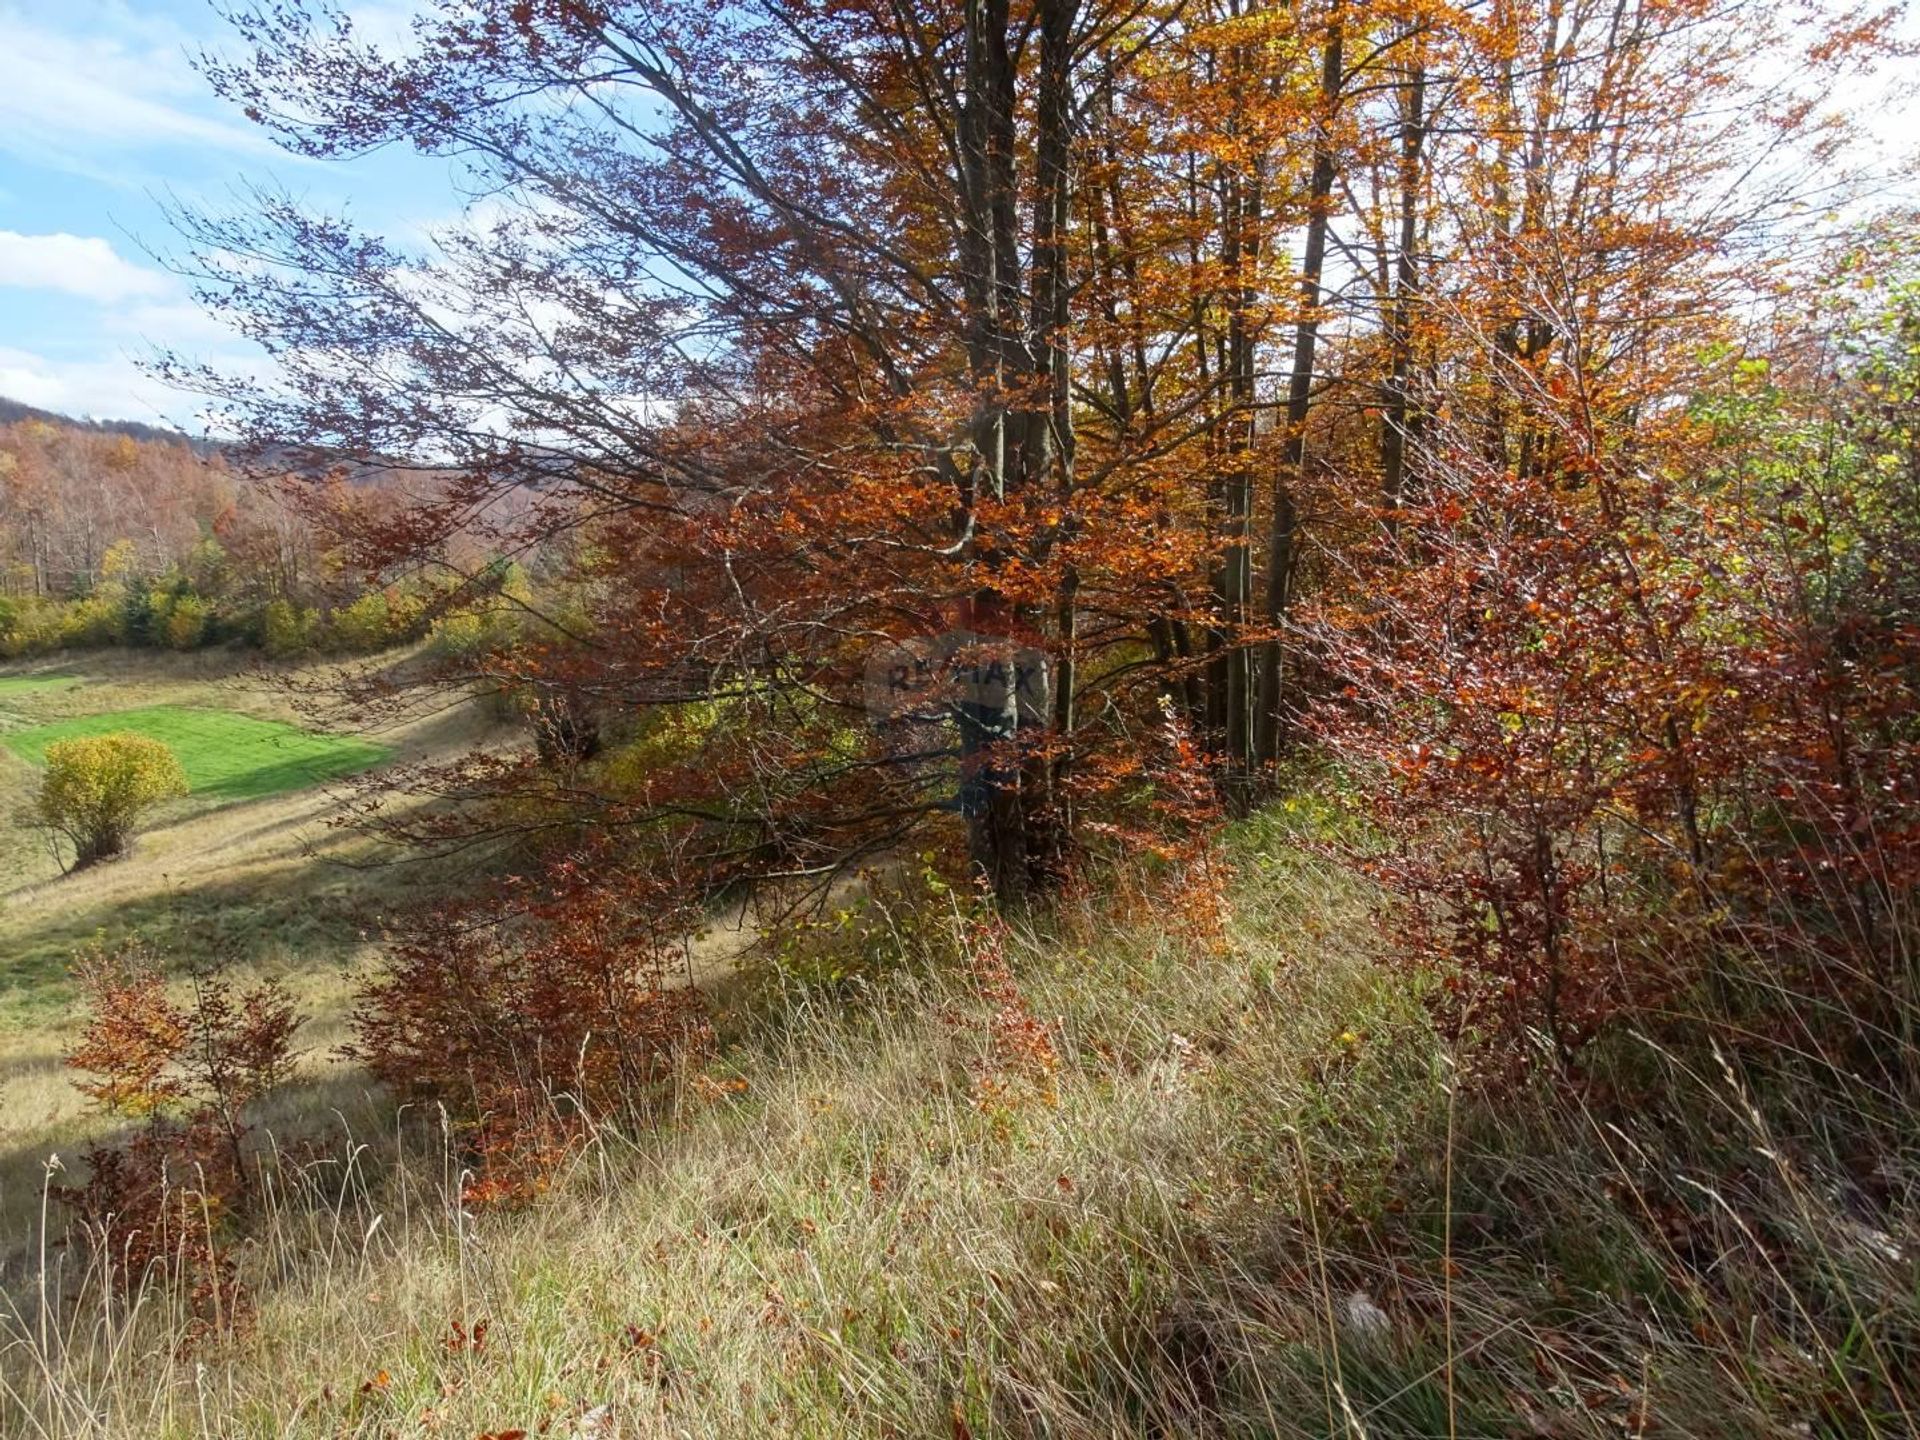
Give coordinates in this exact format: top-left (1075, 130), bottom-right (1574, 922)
top-left (3, 704), bottom-right (388, 802)
top-left (1, 660), bottom-right (1914, 1439)
top-left (0, 656), bottom-right (427, 1003)
top-left (5, 812), bottom-right (1914, 1438)
top-left (0, 670), bottom-right (403, 1020)
top-left (0, 652), bottom-right (510, 1250)
top-left (0, 675), bottom-right (77, 703)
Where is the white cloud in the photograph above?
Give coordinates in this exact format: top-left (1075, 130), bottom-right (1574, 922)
top-left (342, 0), bottom-right (432, 54)
top-left (105, 299), bottom-right (252, 349)
top-left (0, 345), bottom-right (192, 425)
top-left (0, 232), bottom-right (172, 304)
top-left (0, 6), bottom-right (280, 174)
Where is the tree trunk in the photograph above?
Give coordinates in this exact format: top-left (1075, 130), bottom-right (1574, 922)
top-left (1022, 0), bottom-right (1078, 887)
top-left (1381, 51), bottom-right (1426, 520)
top-left (959, 0), bottom-right (1079, 899)
top-left (1255, 13), bottom-right (1342, 768)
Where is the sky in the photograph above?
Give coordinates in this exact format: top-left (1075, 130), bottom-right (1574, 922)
top-left (0, 2), bottom-right (1913, 436)
top-left (0, 0), bottom-right (450, 430)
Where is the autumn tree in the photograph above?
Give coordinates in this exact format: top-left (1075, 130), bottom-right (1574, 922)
top-left (1296, 0), bottom-right (1912, 1050)
top-left (0, 419), bottom-right (231, 598)
top-left (175, 0), bottom-right (1346, 899)
top-left (166, 0), bottom-right (1897, 928)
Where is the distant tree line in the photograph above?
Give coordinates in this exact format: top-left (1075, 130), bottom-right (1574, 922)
top-left (0, 413), bottom-right (529, 661)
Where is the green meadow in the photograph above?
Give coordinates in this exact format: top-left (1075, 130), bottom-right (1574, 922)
top-left (0, 675), bottom-right (76, 698)
top-left (3, 702), bottom-right (389, 801)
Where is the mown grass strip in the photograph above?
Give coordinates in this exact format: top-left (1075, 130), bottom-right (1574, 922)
top-left (2, 704), bottom-right (389, 801)
top-left (0, 675), bottom-right (76, 699)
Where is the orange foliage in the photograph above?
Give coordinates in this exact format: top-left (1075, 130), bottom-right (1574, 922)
top-left (58, 942), bottom-right (301, 1334)
top-left (963, 914), bottom-right (1061, 1116)
top-left (177, 0), bottom-right (1909, 1097)
top-left (350, 852), bottom-right (713, 1204)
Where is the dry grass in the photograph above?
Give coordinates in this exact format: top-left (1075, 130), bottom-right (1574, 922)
top-left (0, 649), bottom-right (512, 1246)
top-left (1, 665), bottom-right (1912, 1436)
top-left (3, 814), bottom-right (1913, 1438)
top-left (0, 649), bottom-right (505, 992)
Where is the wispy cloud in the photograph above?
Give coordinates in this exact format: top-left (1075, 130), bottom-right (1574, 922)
top-left (0, 6), bottom-right (280, 177)
top-left (0, 4), bottom-right (430, 430)
top-left (0, 232), bottom-right (173, 304)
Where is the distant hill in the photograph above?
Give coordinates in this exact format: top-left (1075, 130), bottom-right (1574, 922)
top-left (0, 395), bottom-right (220, 455)
top-left (1, 397), bottom-right (518, 520)
top-left (0, 396), bottom-right (468, 489)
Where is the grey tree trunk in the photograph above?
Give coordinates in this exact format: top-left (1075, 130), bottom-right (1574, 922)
top-left (1255, 14), bottom-right (1342, 768)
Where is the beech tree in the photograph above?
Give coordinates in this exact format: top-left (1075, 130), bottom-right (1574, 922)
top-left (176, 0), bottom-right (1321, 898)
top-left (0, 421), bottom-right (232, 599)
top-left (168, 0), bottom-right (1891, 907)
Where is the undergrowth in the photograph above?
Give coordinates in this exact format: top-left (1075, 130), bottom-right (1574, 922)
top-left (2, 822), bottom-right (1915, 1438)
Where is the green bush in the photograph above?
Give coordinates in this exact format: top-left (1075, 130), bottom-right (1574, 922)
top-left (58, 594), bottom-right (123, 649)
top-left (428, 609), bottom-right (484, 658)
top-left (124, 584), bottom-right (168, 647)
top-left (0, 597), bottom-right (61, 657)
top-left (428, 600), bottom-right (523, 662)
top-left (163, 595), bottom-right (210, 651)
top-left (327, 590), bottom-right (393, 653)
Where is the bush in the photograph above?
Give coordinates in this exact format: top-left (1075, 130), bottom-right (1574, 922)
top-left (58, 593), bottom-right (124, 648)
top-left (163, 594), bottom-right (210, 650)
top-left (384, 585), bottom-right (425, 635)
top-left (34, 731), bottom-right (189, 869)
top-left (352, 856), bottom-right (710, 1204)
top-left (58, 941), bottom-right (301, 1336)
top-left (0, 596), bottom-right (61, 656)
top-left (426, 607), bottom-right (487, 658)
top-left (427, 601), bottom-right (519, 661)
top-left (1311, 258), bottom-right (1920, 1064)
top-left (327, 589), bottom-right (392, 653)
top-left (259, 597), bottom-right (319, 658)
top-left (135, 584), bottom-right (171, 646)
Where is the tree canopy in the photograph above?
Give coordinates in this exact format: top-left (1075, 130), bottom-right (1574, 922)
top-left (163, 0), bottom-right (1904, 922)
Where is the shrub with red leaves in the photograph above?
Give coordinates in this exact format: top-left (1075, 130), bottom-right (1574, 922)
top-left (57, 1112), bottom-right (249, 1338)
top-left (962, 912), bottom-right (1060, 1116)
top-left (58, 942), bottom-right (301, 1334)
top-left (350, 853), bottom-right (713, 1204)
top-left (1074, 699), bottom-right (1235, 950)
top-left (64, 944), bottom-right (190, 1114)
top-left (1309, 240), bottom-right (1920, 1064)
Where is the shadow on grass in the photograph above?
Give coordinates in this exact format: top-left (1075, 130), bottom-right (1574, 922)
top-left (0, 845), bottom-right (482, 1033)
top-left (190, 749), bottom-right (390, 804)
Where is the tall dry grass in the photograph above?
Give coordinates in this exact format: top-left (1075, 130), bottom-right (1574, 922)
top-left (2, 821), bottom-right (1915, 1438)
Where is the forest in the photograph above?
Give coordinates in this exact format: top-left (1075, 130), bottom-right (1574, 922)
top-left (0, 410), bottom-right (500, 660)
top-left (1, 0), bottom-right (1916, 1434)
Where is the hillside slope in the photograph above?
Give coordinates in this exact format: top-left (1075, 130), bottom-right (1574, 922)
top-left (3, 817), bottom-right (1912, 1438)
top-left (0, 396), bottom-right (216, 453)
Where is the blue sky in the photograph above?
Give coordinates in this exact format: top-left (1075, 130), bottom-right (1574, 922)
top-left (0, 0), bottom-right (451, 429)
top-left (1, 2), bottom-right (1913, 435)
